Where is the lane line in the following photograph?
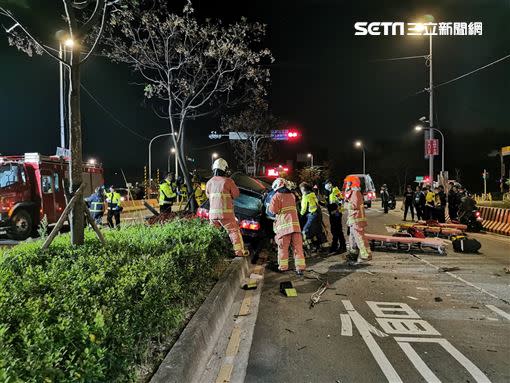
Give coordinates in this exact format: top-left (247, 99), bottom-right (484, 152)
top-left (340, 314), bottom-right (353, 336)
top-left (397, 341), bottom-right (441, 383)
top-left (225, 326), bottom-right (241, 357)
top-left (395, 337), bottom-right (491, 383)
top-left (486, 305), bottom-right (510, 321)
top-left (411, 254), bottom-right (510, 305)
top-left (215, 364), bottom-right (233, 383)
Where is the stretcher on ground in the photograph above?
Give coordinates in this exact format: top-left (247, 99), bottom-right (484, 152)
top-left (366, 233), bottom-right (447, 255)
top-left (386, 224), bottom-right (464, 239)
top-left (416, 220), bottom-right (468, 231)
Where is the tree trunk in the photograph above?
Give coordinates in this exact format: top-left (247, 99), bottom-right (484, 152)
top-left (178, 123), bottom-right (196, 211)
top-left (68, 50), bottom-right (85, 245)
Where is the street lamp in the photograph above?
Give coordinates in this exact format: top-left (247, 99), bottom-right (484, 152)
top-left (211, 152), bottom-right (219, 166)
top-left (148, 132), bottom-right (178, 181)
top-left (87, 158), bottom-right (96, 166)
top-left (414, 121), bottom-right (445, 175)
top-left (354, 141), bottom-right (366, 174)
top-left (307, 153), bottom-right (314, 168)
top-left (168, 147), bottom-right (177, 175)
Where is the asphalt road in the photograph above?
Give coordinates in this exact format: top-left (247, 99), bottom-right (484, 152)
top-left (244, 206), bottom-right (510, 383)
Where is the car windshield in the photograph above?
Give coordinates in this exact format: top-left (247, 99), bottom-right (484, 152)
top-left (0, 164), bottom-right (19, 189)
top-left (234, 192), bottom-right (263, 212)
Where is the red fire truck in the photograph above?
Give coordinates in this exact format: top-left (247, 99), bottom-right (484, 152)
top-left (0, 153), bottom-right (103, 240)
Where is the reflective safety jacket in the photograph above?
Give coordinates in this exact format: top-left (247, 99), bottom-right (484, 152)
top-left (159, 180), bottom-right (177, 206)
top-left (345, 189), bottom-right (367, 227)
top-left (300, 192), bottom-right (318, 215)
top-left (206, 176), bottom-right (239, 219)
top-left (269, 189), bottom-right (301, 239)
top-left (105, 191), bottom-right (122, 211)
top-left (425, 191), bottom-right (436, 207)
top-left (87, 192), bottom-right (104, 214)
top-left (194, 182), bottom-right (207, 206)
top-left (328, 186), bottom-right (345, 213)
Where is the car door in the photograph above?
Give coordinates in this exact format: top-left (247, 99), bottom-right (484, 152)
top-left (40, 171), bottom-right (57, 223)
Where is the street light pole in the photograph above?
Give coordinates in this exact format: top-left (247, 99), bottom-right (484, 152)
top-left (148, 133), bottom-right (176, 182)
top-left (59, 43), bottom-right (66, 149)
top-left (307, 153), bottom-right (314, 168)
top-left (361, 148), bottom-right (366, 174)
top-left (428, 34), bottom-right (435, 183)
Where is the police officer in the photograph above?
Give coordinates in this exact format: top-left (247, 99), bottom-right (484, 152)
top-left (105, 186), bottom-right (122, 229)
top-left (325, 180), bottom-right (347, 254)
top-left (380, 184), bottom-right (390, 214)
top-left (159, 172), bottom-right (177, 213)
top-left (86, 186), bottom-right (105, 226)
top-left (299, 182), bottom-right (327, 252)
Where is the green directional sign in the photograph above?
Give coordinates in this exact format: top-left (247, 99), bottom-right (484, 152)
top-left (415, 176), bottom-right (424, 182)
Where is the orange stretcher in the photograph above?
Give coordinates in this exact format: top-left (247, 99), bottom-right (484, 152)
top-left (366, 233), bottom-right (447, 255)
top-left (417, 220), bottom-right (468, 231)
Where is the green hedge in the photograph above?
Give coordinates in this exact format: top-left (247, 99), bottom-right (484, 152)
top-left (0, 219), bottom-right (232, 382)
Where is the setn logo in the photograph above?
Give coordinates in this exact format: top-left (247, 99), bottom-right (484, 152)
top-left (354, 22), bottom-right (405, 36)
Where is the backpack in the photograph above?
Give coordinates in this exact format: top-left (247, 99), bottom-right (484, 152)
top-left (451, 236), bottom-right (481, 253)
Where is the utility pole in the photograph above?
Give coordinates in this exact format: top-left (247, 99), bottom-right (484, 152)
top-left (483, 169), bottom-right (488, 197)
top-left (428, 34), bottom-right (434, 184)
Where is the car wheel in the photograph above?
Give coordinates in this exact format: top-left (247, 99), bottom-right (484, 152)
top-left (11, 209), bottom-right (33, 241)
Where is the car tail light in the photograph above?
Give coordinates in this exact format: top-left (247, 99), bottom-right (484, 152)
top-left (196, 207), bottom-right (209, 219)
top-left (475, 211), bottom-right (481, 218)
top-left (240, 219), bottom-right (260, 231)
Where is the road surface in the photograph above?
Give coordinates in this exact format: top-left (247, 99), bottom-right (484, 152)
top-left (240, 206), bottom-right (510, 383)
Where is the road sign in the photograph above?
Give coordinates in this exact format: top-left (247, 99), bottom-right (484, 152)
top-left (425, 139), bottom-right (439, 156)
top-left (229, 132), bottom-right (249, 140)
top-left (208, 131), bottom-right (224, 140)
top-left (415, 176), bottom-right (424, 182)
top-left (56, 147), bottom-right (71, 158)
top-left (246, 165), bottom-right (255, 174)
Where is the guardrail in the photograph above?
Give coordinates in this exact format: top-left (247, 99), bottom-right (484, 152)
top-left (479, 206), bottom-right (510, 236)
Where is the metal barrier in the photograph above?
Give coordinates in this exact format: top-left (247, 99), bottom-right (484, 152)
top-left (479, 206), bottom-right (510, 236)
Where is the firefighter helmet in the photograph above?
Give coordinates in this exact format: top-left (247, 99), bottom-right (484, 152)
top-left (272, 177), bottom-right (287, 191)
top-left (212, 158), bottom-right (228, 171)
top-left (344, 175), bottom-right (360, 189)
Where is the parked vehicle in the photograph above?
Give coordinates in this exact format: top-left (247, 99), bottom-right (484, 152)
top-left (458, 209), bottom-right (483, 232)
top-left (196, 172), bottom-right (273, 257)
top-left (342, 173), bottom-right (376, 207)
top-left (0, 153), bottom-right (103, 240)
top-left (387, 193), bottom-right (397, 210)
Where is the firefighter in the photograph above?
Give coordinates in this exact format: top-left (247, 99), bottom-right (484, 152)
top-left (299, 182), bottom-right (327, 252)
top-left (105, 186), bottom-right (122, 229)
top-left (344, 175), bottom-right (371, 263)
top-left (206, 158), bottom-right (247, 257)
top-left (325, 180), bottom-right (347, 254)
top-left (192, 175), bottom-right (207, 207)
top-left (269, 178), bottom-right (305, 274)
top-left (86, 186), bottom-right (105, 226)
top-left (159, 172), bottom-right (177, 213)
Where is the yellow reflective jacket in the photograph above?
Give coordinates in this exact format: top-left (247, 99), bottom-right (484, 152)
top-left (300, 192), bottom-right (318, 215)
top-left (159, 180), bottom-right (177, 205)
top-left (105, 191), bottom-right (122, 210)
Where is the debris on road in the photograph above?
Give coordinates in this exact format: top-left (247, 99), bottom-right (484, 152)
top-left (285, 328), bottom-right (295, 333)
top-left (439, 266), bottom-right (460, 273)
top-left (297, 345), bottom-right (307, 351)
top-left (504, 267), bottom-right (510, 274)
top-left (280, 281), bottom-right (297, 297)
top-left (310, 281), bottom-right (330, 308)
top-left (434, 297), bottom-right (443, 302)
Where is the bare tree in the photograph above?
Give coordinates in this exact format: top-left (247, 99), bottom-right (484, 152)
top-left (0, 0), bottom-right (112, 245)
top-left (101, 1), bottom-right (272, 202)
top-left (221, 98), bottom-right (280, 173)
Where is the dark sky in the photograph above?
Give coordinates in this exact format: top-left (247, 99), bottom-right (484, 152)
top-left (1, 0), bottom-right (510, 191)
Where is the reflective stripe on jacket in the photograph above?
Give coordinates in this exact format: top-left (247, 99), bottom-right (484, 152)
top-left (105, 192), bottom-right (122, 210)
top-left (269, 191), bottom-right (301, 239)
top-left (159, 180), bottom-right (176, 205)
top-left (206, 176), bottom-right (239, 219)
top-left (329, 186), bottom-right (345, 213)
top-left (300, 192), bottom-right (318, 215)
top-left (346, 190), bottom-right (367, 227)
top-left (90, 201), bottom-right (104, 213)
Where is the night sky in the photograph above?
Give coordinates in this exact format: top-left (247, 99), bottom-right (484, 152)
top-left (1, 0), bottom-right (510, 192)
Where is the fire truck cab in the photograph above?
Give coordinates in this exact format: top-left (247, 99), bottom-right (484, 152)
top-left (0, 153), bottom-right (103, 240)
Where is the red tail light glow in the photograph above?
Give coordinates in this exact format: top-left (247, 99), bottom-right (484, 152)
top-left (475, 211), bottom-right (481, 218)
top-left (240, 219), bottom-right (260, 231)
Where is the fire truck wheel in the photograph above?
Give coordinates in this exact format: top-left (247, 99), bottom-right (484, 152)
top-left (11, 209), bottom-right (33, 241)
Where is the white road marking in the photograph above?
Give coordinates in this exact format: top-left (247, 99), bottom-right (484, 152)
top-left (340, 314), bottom-right (353, 336)
top-left (395, 337), bottom-right (492, 383)
top-left (397, 341), bottom-right (441, 383)
top-left (367, 301), bottom-right (420, 319)
top-left (342, 301), bottom-right (402, 383)
top-left (486, 305), bottom-right (510, 321)
top-left (411, 254), bottom-right (509, 304)
top-left (376, 318), bottom-right (441, 336)
top-left (342, 299), bottom-right (355, 311)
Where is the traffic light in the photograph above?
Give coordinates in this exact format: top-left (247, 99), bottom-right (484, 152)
top-left (423, 176), bottom-right (430, 183)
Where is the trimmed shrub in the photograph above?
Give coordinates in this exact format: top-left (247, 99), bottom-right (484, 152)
top-left (0, 219), bottom-right (232, 382)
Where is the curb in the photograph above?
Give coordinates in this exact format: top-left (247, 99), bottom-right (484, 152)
top-left (150, 256), bottom-right (250, 383)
